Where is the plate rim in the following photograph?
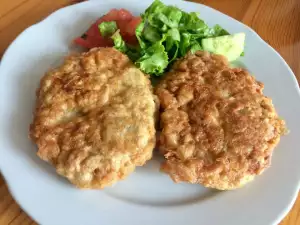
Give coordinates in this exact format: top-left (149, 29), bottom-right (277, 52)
top-left (0, 0), bottom-right (299, 225)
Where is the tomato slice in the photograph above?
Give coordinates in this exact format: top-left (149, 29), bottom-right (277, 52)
top-left (74, 35), bottom-right (113, 49)
top-left (87, 9), bottom-right (121, 36)
top-left (74, 37), bottom-right (93, 49)
top-left (74, 9), bottom-right (140, 49)
top-left (117, 16), bottom-right (141, 44)
top-left (126, 17), bottom-right (142, 36)
top-left (101, 9), bottom-right (120, 21)
top-left (118, 9), bottom-right (133, 21)
top-left (117, 20), bottom-right (130, 37)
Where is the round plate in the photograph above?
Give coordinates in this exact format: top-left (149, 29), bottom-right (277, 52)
top-left (0, 0), bottom-right (299, 224)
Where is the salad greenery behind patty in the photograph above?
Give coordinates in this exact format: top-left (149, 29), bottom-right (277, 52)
top-left (100, 0), bottom-right (243, 76)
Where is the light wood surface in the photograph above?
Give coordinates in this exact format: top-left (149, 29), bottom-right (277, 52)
top-left (0, 0), bottom-right (299, 224)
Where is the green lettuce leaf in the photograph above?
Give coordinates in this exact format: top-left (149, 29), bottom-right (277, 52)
top-left (165, 28), bottom-right (180, 51)
top-left (144, 0), bottom-right (182, 30)
top-left (108, 0), bottom-right (238, 76)
top-left (135, 22), bottom-right (147, 49)
top-left (179, 12), bottom-right (208, 33)
top-left (179, 32), bottom-right (191, 56)
top-left (163, 28), bottom-right (180, 62)
top-left (136, 42), bottom-right (168, 75)
top-left (190, 42), bottom-right (203, 54)
top-left (111, 30), bottom-right (127, 52)
top-left (99, 21), bottom-right (117, 37)
top-left (143, 25), bottom-right (161, 43)
top-left (206, 24), bottom-right (230, 37)
top-left (143, 0), bottom-right (165, 17)
top-left (111, 30), bottom-right (141, 61)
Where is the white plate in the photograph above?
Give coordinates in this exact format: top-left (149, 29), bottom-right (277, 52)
top-left (0, 0), bottom-right (300, 225)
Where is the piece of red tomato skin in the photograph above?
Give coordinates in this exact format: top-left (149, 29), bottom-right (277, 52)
top-left (126, 17), bottom-right (142, 36)
top-left (117, 16), bottom-right (141, 36)
top-left (117, 20), bottom-right (130, 36)
top-left (84, 9), bottom-right (131, 45)
top-left (74, 9), bottom-right (140, 49)
top-left (85, 8), bottom-right (120, 37)
top-left (118, 9), bottom-right (134, 21)
top-left (74, 37), bottom-right (93, 49)
top-left (90, 9), bottom-right (133, 37)
top-left (124, 35), bottom-right (139, 45)
top-left (119, 17), bottom-right (142, 45)
top-left (75, 10), bottom-right (117, 48)
top-left (88, 33), bottom-right (114, 48)
top-left (74, 36), bottom-right (113, 49)
top-left (101, 9), bottom-right (120, 21)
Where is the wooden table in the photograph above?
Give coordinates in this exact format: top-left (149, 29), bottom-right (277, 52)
top-left (0, 0), bottom-right (299, 224)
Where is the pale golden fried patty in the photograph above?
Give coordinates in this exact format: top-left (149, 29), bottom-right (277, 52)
top-left (30, 48), bottom-right (157, 189)
top-left (156, 51), bottom-right (286, 190)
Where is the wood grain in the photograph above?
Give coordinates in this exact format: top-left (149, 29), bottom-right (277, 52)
top-left (0, 0), bottom-right (299, 224)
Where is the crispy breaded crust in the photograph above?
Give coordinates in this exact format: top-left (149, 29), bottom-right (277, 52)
top-left (156, 51), bottom-right (286, 190)
top-left (30, 48), bottom-right (157, 189)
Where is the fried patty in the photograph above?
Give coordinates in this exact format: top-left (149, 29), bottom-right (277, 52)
top-left (30, 48), bottom-right (157, 189)
top-left (156, 51), bottom-right (286, 190)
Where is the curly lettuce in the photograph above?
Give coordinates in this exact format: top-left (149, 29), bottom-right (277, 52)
top-left (99, 0), bottom-right (230, 75)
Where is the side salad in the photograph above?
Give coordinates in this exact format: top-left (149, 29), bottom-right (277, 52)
top-left (74, 0), bottom-right (245, 76)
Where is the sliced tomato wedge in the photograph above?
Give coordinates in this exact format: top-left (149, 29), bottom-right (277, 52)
top-left (119, 17), bottom-right (141, 45)
top-left (125, 17), bottom-right (142, 36)
top-left (101, 9), bottom-right (120, 22)
top-left (117, 9), bottom-right (133, 21)
top-left (74, 9), bottom-right (141, 49)
top-left (74, 37), bottom-right (92, 49)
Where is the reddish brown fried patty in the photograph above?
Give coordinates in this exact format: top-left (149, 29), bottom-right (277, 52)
top-left (30, 48), bottom-right (157, 189)
top-left (156, 51), bottom-right (286, 190)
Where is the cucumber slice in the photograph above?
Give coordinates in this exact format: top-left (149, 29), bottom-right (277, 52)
top-left (201, 33), bottom-right (245, 61)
